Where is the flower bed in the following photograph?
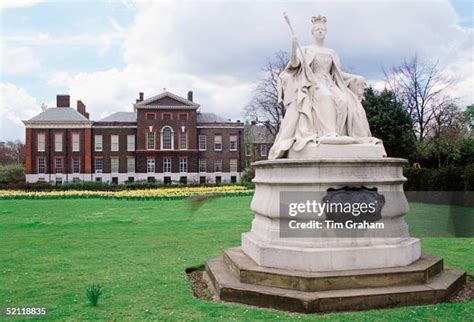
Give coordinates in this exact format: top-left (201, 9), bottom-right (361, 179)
top-left (0, 185), bottom-right (254, 200)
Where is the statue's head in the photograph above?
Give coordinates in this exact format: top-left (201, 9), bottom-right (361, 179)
top-left (311, 15), bottom-right (327, 41)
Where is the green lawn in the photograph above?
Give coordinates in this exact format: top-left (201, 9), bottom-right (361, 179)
top-left (0, 196), bottom-right (472, 321)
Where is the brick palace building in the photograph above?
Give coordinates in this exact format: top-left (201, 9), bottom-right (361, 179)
top-left (23, 91), bottom-right (245, 184)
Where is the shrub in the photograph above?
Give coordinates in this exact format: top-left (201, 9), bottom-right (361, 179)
top-left (463, 164), bottom-right (474, 191)
top-left (86, 284), bottom-right (103, 306)
top-left (0, 164), bottom-right (24, 184)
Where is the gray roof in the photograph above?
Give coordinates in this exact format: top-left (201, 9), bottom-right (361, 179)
top-left (197, 112), bottom-right (229, 123)
top-left (98, 112), bottom-right (137, 123)
top-left (28, 107), bottom-right (89, 122)
top-left (246, 124), bottom-right (274, 144)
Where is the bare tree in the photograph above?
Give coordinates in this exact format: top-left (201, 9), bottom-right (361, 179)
top-left (384, 56), bottom-right (457, 142)
top-left (244, 51), bottom-right (289, 139)
top-left (0, 141), bottom-right (25, 165)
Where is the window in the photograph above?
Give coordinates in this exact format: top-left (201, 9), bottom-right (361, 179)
top-left (72, 133), bottom-right (80, 152)
top-left (55, 177), bottom-right (63, 185)
top-left (95, 135), bottom-right (103, 151)
top-left (230, 159), bottom-right (238, 172)
top-left (94, 159), bottom-right (103, 173)
top-left (37, 158), bottom-right (45, 174)
top-left (163, 158), bottom-right (172, 172)
top-left (96, 177), bottom-right (102, 182)
top-left (128, 177), bottom-right (134, 183)
top-left (180, 176), bottom-right (187, 184)
top-left (37, 133), bottom-right (45, 152)
top-left (127, 135), bottom-right (135, 151)
top-left (161, 126), bottom-right (173, 150)
top-left (72, 177), bottom-right (80, 182)
top-left (147, 177), bottom-right (155, 183)
top-left (112, 177), bottom-right (118, 184)
top-left (231, 176), bottom-right (237, 183)
top-left (111, 158), bottom-right (119, 173)
top-left (179, 131), bottom-right (187, 150)
top-left (215, 176), bottom-right (222, 184)
top-left (179, 158), bottom-right (188, 173)
top-left (127, 158), bottom-right (135, 173)
top-left (178, 113), bottom-right (188, 121)
top-left (72, 158), bottom-right (80, 174)
top-left (229, 135), bottom-right (238, 151)
top-left (147, 159), bottom-right (155, 173)
top-left (146, 112), bottom-right (156, 120)
top-left (55, 158), bottom-right (63, 174)
top-left (214, 135), bottom-right (222, 151)
top-left (199, 176), bottom-right (206, 184)
top-left (147, 131), bottom-right (155, 150)
top-left (164, 176), bottom-right (172, 184)
top-left (55, 133), bottom-right (62, 152)
top-left (198, 135), bottom-right (207, 151)
top-left (111, 135), bottom-right (119, 152)
top-left (199, 159), bottom-right (207, 172)
top-left (260, 144), bottom-right (267, 157)
top-left (214, 160), bottom-right (223, 172)
top-left (162, 113), bottom-right (172, 121)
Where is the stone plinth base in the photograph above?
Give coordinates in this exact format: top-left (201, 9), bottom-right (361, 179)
top-left (205, 247), bottom-right (466, 313)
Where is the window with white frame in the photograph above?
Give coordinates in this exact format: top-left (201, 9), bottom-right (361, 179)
top-left (147, 159), bottom-right (155, 173)
top-left (95, 135), bottom-right (103, 151)
top-left (161, 126), bottom-right (173, 150)
top-left (163, 158), bottom-right (172, 172)
top-left (230, 159), bottom-right (238, 172)
top-left (72, 133), bottom-right (80, 152)
top-left (55, 158), bottom-right (63, 174)
top-left (179, 158), bottom-right (188, 173)
top-left (37, 133), bottom-right (45, 152)
top-left (127, 135), bottom-right (135, 151)
top-left (214, 135), bottom-right (222, 151)
top-left (94, 159), bottom-right (103, 173)
top-left (214, 160), bottom-right (223, 172)
top-left (111, 135), bottom-right (119, 152)
top-left (127, 158), bottom-right (135, 173)
top-left (229, 135), bottom-right (238, 151)
top-left (199, 159), bottom-right (207, 172)
top-left (147, 131), bottom-right (155, 150)
top-left (37, 158), bottom-right (45, 173)
top-left (260, 144), bottom-right (267, 157)
top-left (179, 131), bottom-right (187, 150)
top-left (111, 158), bottom-right (119, 173)
top-left (55, 133), bottom-right (62, 152)
top-left (198, 135), bottom-right (207, 151)
top-left (72, 158), bottom-right (80, 174)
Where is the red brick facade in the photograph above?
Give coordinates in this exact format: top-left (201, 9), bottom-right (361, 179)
top-left (24, 92), bottom-right (245, 184)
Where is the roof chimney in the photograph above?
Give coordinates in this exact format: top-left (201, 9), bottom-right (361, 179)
top-left (77, 100), bottom-right (89, 119)
top-left (251, 120), bottom-right (256, 125)
top-left (56, 95), bottom-right (70, 108)
top-left (139, 92), bottom-right (144, 101)
top-left (187, 90), bottom-right (193, 102)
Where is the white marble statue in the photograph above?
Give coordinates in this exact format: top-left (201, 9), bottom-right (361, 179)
top-left (268, 15), bottom-right (381, 160)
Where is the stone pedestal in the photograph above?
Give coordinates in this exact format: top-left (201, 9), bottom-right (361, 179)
top-left (205, 156), bottom-right (466, 312)
top-left (242, 158), bottom-right (420, 272)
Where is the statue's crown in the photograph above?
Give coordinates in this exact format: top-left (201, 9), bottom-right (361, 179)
top-left (311, 15), bottom-right (327, 24)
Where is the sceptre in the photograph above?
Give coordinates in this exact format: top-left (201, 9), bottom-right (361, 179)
top-left (283, 12), bottom-right (316, 83)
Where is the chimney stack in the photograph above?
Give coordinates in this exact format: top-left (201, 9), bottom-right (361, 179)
top-left (56, 95), bottom-right (70, 108)
top-left (187, 90), bottom-right (193, 102)
top-left (77, 100), bottom-right (89, 119)
top-left (139, 92), bottom-right (144, 102)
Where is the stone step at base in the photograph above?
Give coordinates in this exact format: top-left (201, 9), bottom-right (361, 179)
top-left (223, 247), bottom-right (444, 292)
top-left (205, 257), bottom-right (466, 313)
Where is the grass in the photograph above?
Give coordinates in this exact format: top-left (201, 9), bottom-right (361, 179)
top-left (0, 196), bottom-right (472, 320)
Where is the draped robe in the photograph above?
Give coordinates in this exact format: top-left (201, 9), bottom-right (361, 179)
top-left (268, 46), bottom-right (373, 160)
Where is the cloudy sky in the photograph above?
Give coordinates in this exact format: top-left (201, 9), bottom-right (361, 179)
top-left (1, 0), bottom-right (472, 142)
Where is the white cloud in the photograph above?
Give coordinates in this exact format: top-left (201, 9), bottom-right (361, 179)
top-left (0, 43), bottom-right (40, 75)
top-left (0, 83), bottom-right (41, 141)
top-left (0, 0), bottom-right (42, 10)
top-left (2, 0), bottom-right (473, 141)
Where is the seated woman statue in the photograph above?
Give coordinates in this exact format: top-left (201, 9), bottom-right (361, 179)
top-left (268, 15), bottom-right (381, 160)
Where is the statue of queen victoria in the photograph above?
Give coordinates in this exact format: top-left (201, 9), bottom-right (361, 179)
top-left (269, 15), bottom-right (383, 160)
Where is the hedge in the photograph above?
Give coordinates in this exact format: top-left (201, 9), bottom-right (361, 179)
top-left (403, 165), bottom-right (473, 191)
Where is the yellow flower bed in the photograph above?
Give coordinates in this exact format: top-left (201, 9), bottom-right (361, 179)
top-left (0, 186), bottom-right (254, 200)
